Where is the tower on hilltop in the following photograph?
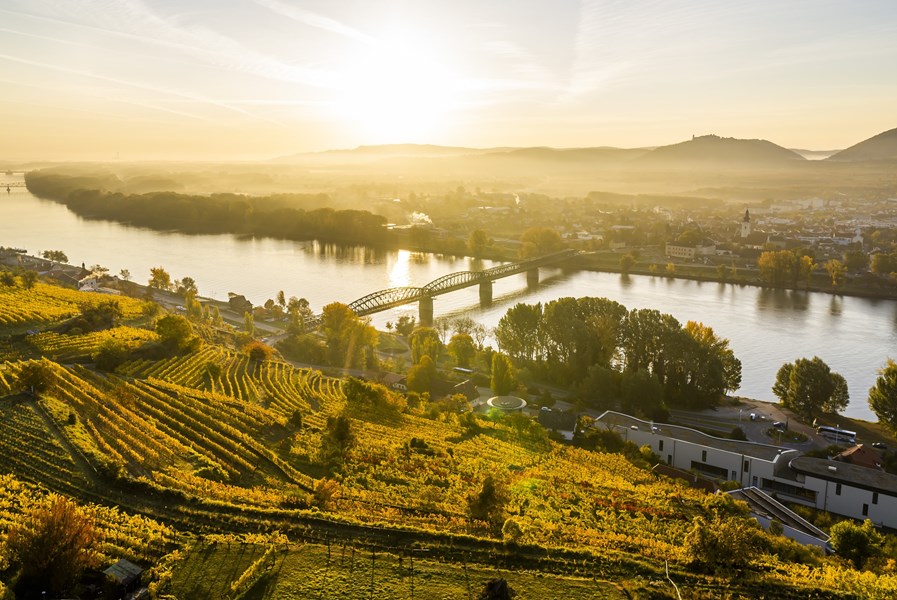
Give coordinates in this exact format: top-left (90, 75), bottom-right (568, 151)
top-left (741, 209), bottom-right (751, 239)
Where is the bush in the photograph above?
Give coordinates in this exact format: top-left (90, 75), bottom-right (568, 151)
top-left (6, 496), bottom-right (99, 597)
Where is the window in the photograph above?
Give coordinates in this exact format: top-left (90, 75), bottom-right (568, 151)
top-left (744, 460), bottom-right (749, 472)
top-left (862, 504), bottom-right (869, 516)
top-left (873, 492), bottom-right (879, 505)
top-left (752, 476), bottom-right (758, 487)
top-left (701, 450), bottom-right (707, 462)
top-left (731, 470), bottom-right (737, 480)
top-left (658, 440), bottom-right (664, 452)
top-left (836, 483), bottom-right (841, 495)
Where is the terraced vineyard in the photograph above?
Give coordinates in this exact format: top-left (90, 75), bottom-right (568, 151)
top-left (0, 282), bottom-right (145, 328)
top-left (27, 326), bottom-right (159, 362)
top-left (0, 397), bottom-right (90, 495)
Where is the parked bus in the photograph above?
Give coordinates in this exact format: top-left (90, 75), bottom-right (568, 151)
top-left (817, 426), bottom-right (856, 444)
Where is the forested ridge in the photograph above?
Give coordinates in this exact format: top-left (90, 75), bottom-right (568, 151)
top-left (25, 171), bottom-right (390, 247)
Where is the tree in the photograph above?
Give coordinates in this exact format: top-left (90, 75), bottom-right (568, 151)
top-left (244, 340), bottom-right (273, 363)
top-left (175, 276), bottom-right (198, 297)
top-left (89, 264), bottom-right (109, 277)
top-left (758, 250), bottom-right (796, 286)
top-left (495, 302), bottom-right (543, 361)
top-left (843, 250), bottom-right (869, 273)
top-left (155, 314), bottom-right (196, 353)
top-left (824, 259), bottom-right (847, 288)
top-left (829, 519), bottom-right (880, 568)
top-left (447, 332), bottom-right (477, 368)
top-left (21, 270), bottom-right (38, 289)
top-left (320, 302), bottom-right (378, 368)
top-left (479, 578), bottom-right (516, 600)
top-left (772, 357), bottom-right (848, 418)
top-left (148, 266), bottom-right (172, 291)
top-left (287, 296), bottom-right (313, 334)
top-left (395, 315), bottom-right (416, 337)
top-left (243, 311), bottom-right (255, 336)
top-left (869, 358), bottom-right (897, 431)
top-left (797, 254), bottom-right (815, 288)
top-left (683, 320), bottom-right (742, 399)
top-left (92, 338), bottom-right (129, 371)
top-left (490, 353), bottom-right (515, 396)
top-left (4, 495), bottom-right (98, 597)
top-left (119, 268), bottom-right (131, 281)
top-left (468, 475), bottom-right (509, 530)
top-left (620, 369), bottom-right (664, 418)
top-left (467, 229), bottom-right (491, 257)
top-left (79, 299), bottom-right (122, 330)
top-left (17, 360), bottom-right (54, 396)
top-left (871, 252), bottom-right (897, 277)
top-left (276, 290), bottom-right (286, 308)
top-left (321, 411), bottom-right (355, 468)
top-left (0, 270), bottom-right (16, 286)
top-left (41, 250), bottom-right (68, 263)
top-left (619, 253), bottom-right (635, 274)
top-left (343, 377), bottom-right (406, 414)
top-left (826, 372), bottom-right (850, 413)
top-left (409, 327), bottom-right (443, 364)
top-left (407, 355), bottom-right (436, 394)
top-left (519, 227), bottom-right (563, 259)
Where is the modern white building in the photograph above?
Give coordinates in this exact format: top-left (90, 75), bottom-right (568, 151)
top-left (594, 411), bottom-right (897, 530)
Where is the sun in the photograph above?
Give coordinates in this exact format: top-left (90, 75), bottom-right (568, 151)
top-left (331, 33), bottom-right (460, 142)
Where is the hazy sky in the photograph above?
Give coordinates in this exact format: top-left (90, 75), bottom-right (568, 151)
top-left (2, 0), bottom-right (896, 160)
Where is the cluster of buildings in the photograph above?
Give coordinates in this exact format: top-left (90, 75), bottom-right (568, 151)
top-left (594, 411), bottom-right (897, 547)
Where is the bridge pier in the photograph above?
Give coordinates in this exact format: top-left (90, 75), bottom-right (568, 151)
top-left (419, 295), bottom-right (434, 327)
top-left (479, 280), bottom-right (493, 306)
top-left (526, 268), bottom-right (539, 287)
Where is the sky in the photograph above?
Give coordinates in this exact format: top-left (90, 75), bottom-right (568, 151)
top-left (2, 0), bottom-right (897, 161)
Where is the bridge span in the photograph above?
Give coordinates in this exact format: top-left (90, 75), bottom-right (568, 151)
top-left (312, 249), bottom-right (580, 327)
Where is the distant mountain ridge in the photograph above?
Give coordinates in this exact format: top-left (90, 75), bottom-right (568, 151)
top-left (638, 134), bottom-right (805, 164)
top-left (273, 130), bottom-right (897, 167)
top-left (828, 127), bottom-right (897, 162)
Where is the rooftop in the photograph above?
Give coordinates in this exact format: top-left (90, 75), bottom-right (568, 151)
top-left (729, 486), bottom-right (829, 542)
top-left (104, 558), bottom-right (143, 586)
top-left (789, 457), bottom-right (897, 496)
top-left (594, 411), bottom-right (792, 461)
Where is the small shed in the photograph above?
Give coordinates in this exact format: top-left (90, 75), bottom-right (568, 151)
top-left (104, 558), bottom-right (144, 593)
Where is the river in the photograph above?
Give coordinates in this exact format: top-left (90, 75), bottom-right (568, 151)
top-left (2, 174), bottom-right (895, 422)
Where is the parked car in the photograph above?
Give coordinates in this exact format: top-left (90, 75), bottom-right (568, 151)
top-left (872, 442), bottom-right (887, 450)
top-left (773, 421), bottom-right (786, 429)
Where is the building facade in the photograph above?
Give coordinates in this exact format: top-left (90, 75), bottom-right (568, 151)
top-left (594, 411), bottom-right (897, 529)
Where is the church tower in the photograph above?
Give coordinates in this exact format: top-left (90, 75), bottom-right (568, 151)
top-left (741, 208), bottom-right (751, 239)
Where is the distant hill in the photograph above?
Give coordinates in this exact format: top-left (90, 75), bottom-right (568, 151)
top-left (639, 135), bottom-right (806, 165)
top-left (828, 127), bottom-right (897, 162)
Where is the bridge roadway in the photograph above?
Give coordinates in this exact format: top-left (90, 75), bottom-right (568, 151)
top-left (309, 249), bottom-right (579, 327)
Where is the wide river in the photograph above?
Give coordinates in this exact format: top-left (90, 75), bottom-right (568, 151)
top-left (3, 174), bottom-right (895, 422)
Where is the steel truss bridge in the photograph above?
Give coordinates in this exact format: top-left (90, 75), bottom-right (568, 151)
top-left (307, 249), bottom-right (579, 327)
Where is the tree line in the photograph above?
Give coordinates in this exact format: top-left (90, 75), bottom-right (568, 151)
top-left (494, 297), bottom-right (742, 415)
top-left (25, 171), bottom-right (390, 247)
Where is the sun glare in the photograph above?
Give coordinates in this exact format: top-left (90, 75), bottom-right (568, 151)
top-left (332, 33), bottom-right (460, 142)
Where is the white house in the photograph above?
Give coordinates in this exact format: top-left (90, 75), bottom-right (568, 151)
top-left (594, 411), bottom-right (897, 530)
top-left (594, 411), bottom-right (796, 489)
